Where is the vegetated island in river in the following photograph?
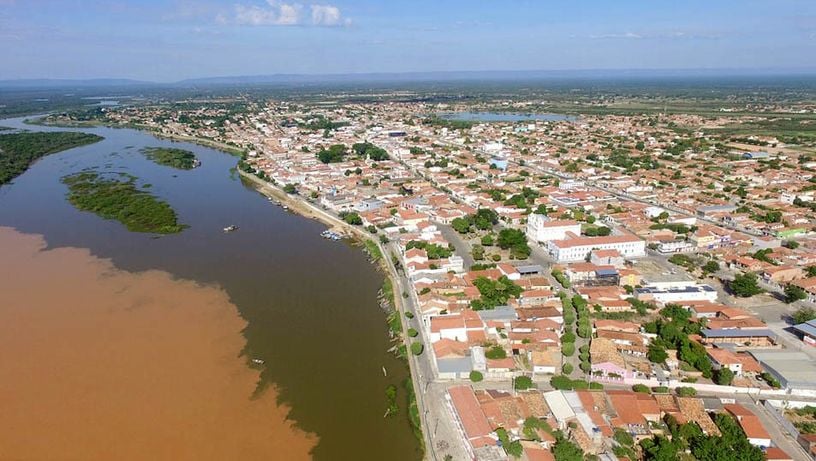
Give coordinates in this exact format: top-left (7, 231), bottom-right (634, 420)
top-left (62, 171), bottom-right (187, 234)
top-left (0, 131), bottom-right (103, 185)
top-left (141, 146), bottom-right (200, 170)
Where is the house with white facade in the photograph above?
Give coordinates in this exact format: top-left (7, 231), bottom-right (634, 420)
top-left (526, 214), bottom-right (581, 243)
top-left (546, 232), bottom-right (646, 262)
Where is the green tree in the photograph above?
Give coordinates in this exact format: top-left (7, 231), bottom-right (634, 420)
top-left (785, 284), bottom-right (808, 304)
top-left (485, 345), bottom-right (507, 360)
top-left (451, 217), bottom-right (471, 234)
top-left (505, 440), bottom-right (523, 458)
top-left (514, 376), bottom-right (534, 390)
top-left (783, 240), bottom-right (800, 249)
top-left (729, 272), bottom-right (763, 297)
top-left (341, 212), bottom-right (363, 225)
top-left (715, 367), bottom-right (734, 386)
top-left (472, 208), bottom-right (499, 230)
top-left (410, 342), bottom-right (424, 355)
top-left (317, 144), bottom-right (348, 163)
top-left (702, 260), bottom-right (720, 275)
top-left (469, 370), bottom-right (483, 382)
top-left (793, 306), bottom-right (816, 324)
top-left (470, 276), bottom-right (523, 310)
top-left (497, 228), bottom-right (531, 259)
top-left (648, 343), bottom-right (669, 364)
top-left (552, 434), bottom-right (584, 461)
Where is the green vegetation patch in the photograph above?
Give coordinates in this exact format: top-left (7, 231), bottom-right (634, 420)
top-left (62, 171), bottom-right (186, 234)
top-left (0, 131), bottom-right (103, 185)
top-left (140, 146), bottom-right (199, 170)
top-left (403, 377), bottom-right (425, 452)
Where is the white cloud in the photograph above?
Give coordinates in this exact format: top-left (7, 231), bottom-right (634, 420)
top-left (310, 4), bottom-right (341, 26)
top-left (230, 1), bottom-right (347, 27)
top-left (234, 1), bottom-right (301, 26)
top-left (588, 30), bottom-right (721, 40)
top-left (589, 32), bottom-right (642, 40)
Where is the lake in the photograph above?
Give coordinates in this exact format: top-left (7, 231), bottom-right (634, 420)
top-left (440, 111), bottom-right (575, 122)
top-left (0, 116), bottom-right (422, 460)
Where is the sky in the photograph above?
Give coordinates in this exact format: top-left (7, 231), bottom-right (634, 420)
top-left (1, 0), bottom-right (815, 81)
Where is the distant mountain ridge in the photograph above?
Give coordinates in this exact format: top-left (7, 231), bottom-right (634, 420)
top-left (3, 68), bottom-right (816, 89)
top-left (0, 78), bottom-right (152, 88)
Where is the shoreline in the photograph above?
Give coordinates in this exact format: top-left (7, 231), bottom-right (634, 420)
top-left (9, 109), bottom-right (430, 458)
top-left (25, 115), bottom-right (247, 157)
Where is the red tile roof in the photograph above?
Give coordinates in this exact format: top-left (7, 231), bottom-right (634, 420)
top-left (449, 385), bottom-right (492, 440)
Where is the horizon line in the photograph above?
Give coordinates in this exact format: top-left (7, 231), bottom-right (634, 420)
top-left (3, 66), bottom-right (816, 87)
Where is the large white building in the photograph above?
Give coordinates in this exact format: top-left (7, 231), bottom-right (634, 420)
top-left (526, 214), bottom-right (582, 243)
top-left (546, 233), bottom-right (646, 262)
top-left (634, 284), bottom-right (718, 305)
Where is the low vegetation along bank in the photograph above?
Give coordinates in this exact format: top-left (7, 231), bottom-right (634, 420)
top-left (62, 171), bottom-right (186, 234)
top-left (0, 131), bottom-right (103, 185)
top-left (140, 146), bottom-right (200, 170)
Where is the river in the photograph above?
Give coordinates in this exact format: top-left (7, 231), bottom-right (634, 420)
top-left (0, 116), bottom-right (422, 460)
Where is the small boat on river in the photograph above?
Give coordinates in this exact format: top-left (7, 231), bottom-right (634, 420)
top-left (223, 225), bottom-right (239, 233)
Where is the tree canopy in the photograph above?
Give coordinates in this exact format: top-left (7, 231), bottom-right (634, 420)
top-left (497, 228), bottom-right (531, 259)
top-left (317, 144), bottom-right (348, 164)
top-left (730, 272), bottom-right (763, 297)
top-left (470, 276), bottom-right (523, 310)
top-left (352, 142), bottom-right (389, 161)
top-left (0, 131), bottom-right (103, 185)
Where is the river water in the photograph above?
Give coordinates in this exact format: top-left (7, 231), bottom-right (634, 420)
top-left (0, 116), bottom-right (421, 460)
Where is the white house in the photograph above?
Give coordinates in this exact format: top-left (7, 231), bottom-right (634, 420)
top-left (526, 214), bottom-right (581, 243)
top-left (547, 233), bottom-right (646, 262)
top-left (635, 284), bottom-right (718, 305)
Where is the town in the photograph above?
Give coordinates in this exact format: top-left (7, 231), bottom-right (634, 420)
top-left (60, 93), bottom-right (816, 461)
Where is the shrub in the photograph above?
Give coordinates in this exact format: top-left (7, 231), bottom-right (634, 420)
top-left (485, 345), bottom-right (508, 360)
top-left (550, 375), bottom-right (574, 390)
top-left (715, 367), bottom-right (734, 386)
top-left (632, 384), bottom-right (650, 393)
top-left (676, 387), bottom-right (697, 397)
top-left (514, 376), bottom-right (534, 390)
top-left (651, 386), bottom-right (669, 394)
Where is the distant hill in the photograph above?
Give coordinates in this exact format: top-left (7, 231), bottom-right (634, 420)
top-left (175, 68), bottom-right (816, 86)
top-left (0, 78), bottom-right (153, 89)
top-left (3, 68), bottom-right (815, 89)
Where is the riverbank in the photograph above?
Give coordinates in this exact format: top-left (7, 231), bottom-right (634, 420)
top-left (238, 169), bottom-right (429, 457)
top-left (154, 131), bottom-right (245, 157)
top-left (0, 113), bottom-right (424, 461)
top-left (28, 115), bottom-right (248, 157)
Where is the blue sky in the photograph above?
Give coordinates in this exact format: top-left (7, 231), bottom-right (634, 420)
top-left (1, 0), bottom-right (815, 81)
